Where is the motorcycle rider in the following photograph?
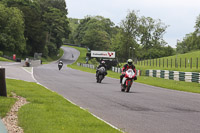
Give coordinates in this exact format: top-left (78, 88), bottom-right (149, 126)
top-left (96, 60), bottom-right (107, 78)
top-left (58, 60), bottom-right (63, 70)
top-left (120, 59), bottom-right (137, 84)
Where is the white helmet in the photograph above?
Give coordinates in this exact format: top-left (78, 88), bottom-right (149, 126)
top-left (127, 59), bottom-right (133, 66)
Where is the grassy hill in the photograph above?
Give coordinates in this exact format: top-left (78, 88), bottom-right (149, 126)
top-left (136, 50), bottom-right (200, 73)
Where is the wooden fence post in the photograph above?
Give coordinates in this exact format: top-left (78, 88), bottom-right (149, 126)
top-left (0, 68), bottom-right (7, 97)
top-left (185, 58), bottom-right (186, 68)
top-left (156, 59), bottom-right (157, 67)
top-left (167, 59), bottom-right (168, 68)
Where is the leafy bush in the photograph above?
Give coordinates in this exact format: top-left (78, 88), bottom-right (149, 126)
top-left (88, 58), bottom-right (99, 68)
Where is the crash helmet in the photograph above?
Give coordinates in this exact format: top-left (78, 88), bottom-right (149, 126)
top-left (59, 60), bottom-right (62, 63)
top-left (101, 60), bottom-right (105, 64)
top-left (127, 59), bottom-right (133, 66)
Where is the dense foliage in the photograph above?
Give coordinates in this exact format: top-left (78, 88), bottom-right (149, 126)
top-left (68, 10), bottom-right (175, 61)
top-left (0, 3), bottom-right (25, 55)
top-left (0, 0), bottom-right (70, 57)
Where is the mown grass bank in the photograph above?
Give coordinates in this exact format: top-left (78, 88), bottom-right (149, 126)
top-left (136, 50), bottom-right (200, 73)
top-left (0, 57), bottom-right (13, 62)
top-left (0, 79), bottom-right (121, 133)
top-left (66, 45), bottom-right (200, 94)
top-left (41, 48), bottom-right (64, 64)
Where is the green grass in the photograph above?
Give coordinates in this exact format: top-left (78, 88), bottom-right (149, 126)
top-left (137, 76), bottom-right (200, 93)
top-left (65, 45), bottom-right (88, 63)
top-left (0, 57), bottom-right (13, 62)
top-left (2, 79), bottom-right (121, 133)
top-left (0, 96), bottom-right (16, 118)
top-left (41, 48), bottom-right (64, 64)
top-left (136, 50), bottom-right (200, 73)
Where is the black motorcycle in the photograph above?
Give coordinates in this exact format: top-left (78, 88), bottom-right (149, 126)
top-left (96, 67), bottom-right (106, 83)
top-left (58, 62), bottom-right (63, 70)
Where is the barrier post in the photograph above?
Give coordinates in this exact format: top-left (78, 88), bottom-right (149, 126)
top-left (0, 68), bottom-right (7, 97)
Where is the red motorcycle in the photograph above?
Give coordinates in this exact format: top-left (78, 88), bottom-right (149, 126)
top-left (121, 69), bottom-right (136, 92)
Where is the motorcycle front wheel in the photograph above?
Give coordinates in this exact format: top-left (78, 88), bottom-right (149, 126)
top-left (98, 75), bottom-right (103, 83)
top-left (126, 80), bottom-right (132, 92)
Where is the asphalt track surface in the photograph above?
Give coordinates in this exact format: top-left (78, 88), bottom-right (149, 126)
top-left (1, 46), bottom-right (200, 133)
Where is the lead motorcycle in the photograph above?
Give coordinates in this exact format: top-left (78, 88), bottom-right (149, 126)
top-left (96, 67), bottom-right (106, 83)
top-left (121, 69), bottom-right (136, 92)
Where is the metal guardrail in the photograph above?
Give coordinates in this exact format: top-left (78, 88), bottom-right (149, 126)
top-left (77, 63), bottom-right (95, 69)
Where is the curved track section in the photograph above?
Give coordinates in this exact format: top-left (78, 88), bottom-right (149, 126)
top-left (33, 46), bottom-right (200, 133)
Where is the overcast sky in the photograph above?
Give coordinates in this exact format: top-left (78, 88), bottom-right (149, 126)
top-left (65, 0), bottom-right (200, 48)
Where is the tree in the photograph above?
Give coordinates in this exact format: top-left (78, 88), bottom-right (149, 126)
top-left (72, 16), bottom-right (115, 50)
top-left (0, 3), bottom-right (25, 54)
top-left (2, 0), bottom-right (70, 57)
top-left (43, 7), bottom-right (70, 51)
top-left (120, 10), bottom-right (170, 60)
top-left (120, 10), bottom-right (140, 58)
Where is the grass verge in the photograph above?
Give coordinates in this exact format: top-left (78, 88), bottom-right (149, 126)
top-left (0, 96), bottom-right (16, 118)
top-left (136, 50), bottom-right (200, 73)
top-left (0, 79), bottom-right (121, 133)
top-left (0, 57), bottom-right (13, 62)
top-left (41, 48), bottom-right (64, 64)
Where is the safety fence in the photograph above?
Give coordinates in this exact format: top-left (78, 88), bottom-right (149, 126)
top-left (111, 67), bottom-right (141, 76)
top-left (136, 57), bottom-right (200, 69)
top-left (77, 63), bottom-right (95, 69)
top-left (145, 70), bottom-right (200, 83)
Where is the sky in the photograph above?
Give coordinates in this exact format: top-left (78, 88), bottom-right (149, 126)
top-left (65, 0), bottom-right (200, 48)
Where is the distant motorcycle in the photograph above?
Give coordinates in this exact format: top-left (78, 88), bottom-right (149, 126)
top-left (96, 67), bottom-right (106, 83)
top-left (121, 69), bottom-right (136, 92)
top-left (58, 61), bottom-right (63, 70)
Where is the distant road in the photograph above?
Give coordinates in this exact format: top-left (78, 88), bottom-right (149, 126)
top-left (31, 46), bottom-right (200, 133)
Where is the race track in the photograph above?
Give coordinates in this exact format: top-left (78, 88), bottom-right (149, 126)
top-left (31, 46), bottom-right (200, 133)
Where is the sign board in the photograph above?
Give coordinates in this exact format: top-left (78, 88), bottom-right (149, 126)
top-left (91, 51), bottom-right (115, 58)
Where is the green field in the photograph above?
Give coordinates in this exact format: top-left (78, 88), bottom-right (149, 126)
top-left (136, 50), bottom-right (200, 73)
top-left (0, 57), bottom-right (13, 62)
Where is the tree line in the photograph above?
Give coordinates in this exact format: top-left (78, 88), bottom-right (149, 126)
top-left (0, 0), bottom-right (70, 58)
top-left (68, 10), bottom-right (175, 61)
top-left (1, 0), bottom-right (199, 61)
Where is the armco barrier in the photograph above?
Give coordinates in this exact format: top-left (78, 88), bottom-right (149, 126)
top-left (77, 63), bottom-right (95, 69)
top-left (146, 70), bottom-right (200, 83)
